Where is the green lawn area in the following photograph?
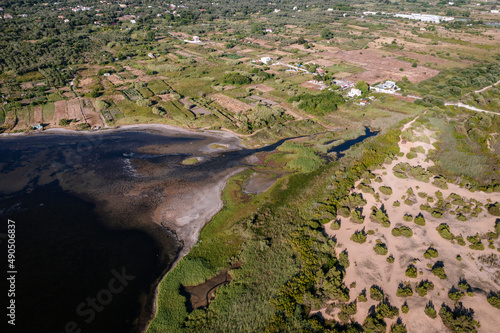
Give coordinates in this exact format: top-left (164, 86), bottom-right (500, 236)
top-left (42, 102), bottom-right (55, 121)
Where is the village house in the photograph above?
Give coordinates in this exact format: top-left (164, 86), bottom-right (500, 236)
top-left (348, 88), bottom-right (362, 98)
top-left (260, 57), bottom-right (272, 65)
top-left (371, 80), bottom-right (400, 94)
top-left (332, 79), bottom-right (354, 90)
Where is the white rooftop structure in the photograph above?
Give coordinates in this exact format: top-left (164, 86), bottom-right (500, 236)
top-left (371, 81), bottom-right (399, 94)
top-left (394, 13), bottom-right (454, 23)
top-left (348, 88), bottom-right (362, 98)
top-left (261, 57), bottom-right (272, 64)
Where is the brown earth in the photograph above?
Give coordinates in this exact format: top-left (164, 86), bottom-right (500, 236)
top-left (20, 82), bottom-right (33, 90)
top-left (252, 84), bottom-right (274, 92)
top-left (210, 93), bottom-right (252, 113)
top-left (78, 77), bottom-right (95, 89)
top-left (331, 50), bottom-right (439, 84)
top-left (157, 94), bottom-right (176, 102)
top-left (67, 99), bottom-right (83, 121)
top-left (53, 100), bottom-right (69, 124)
top-left (107, 74), bottom-right (124, 85)
top-left (33, 106), bottom-right (43, 124)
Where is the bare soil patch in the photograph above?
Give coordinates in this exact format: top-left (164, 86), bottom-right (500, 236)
top-left (67, 99), bottom-right (83, 121)
top-left (210, 93), bottom-right (252, 113)
top-left (300, 80), bottom-right (326, 91)
top-left (252, 84), bottom-right (274, 93)
top-left (333, 50), bottom-right (439, 84)
top-left (78, 78), bottom-right (94, 89)
top-left (53, 100), bottom-right (68, 123)
top-left (107, 74), bottom-right (124, 85)
top-left (20, 82), bottom-right (33, 90)
top-left (33, 106), bottom-right (43, 124)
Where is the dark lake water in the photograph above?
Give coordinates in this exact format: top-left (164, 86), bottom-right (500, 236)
top-left (0, 129), bottom-right (243, 333)
top-left (0, 126), bottom-right (378, 333)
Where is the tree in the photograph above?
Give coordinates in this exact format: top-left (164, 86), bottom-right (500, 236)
top-left (251, 22), bottom-right (263, 35)
top-left (145, 31), bottom-right (156, 42)
top-left (321, 28), bottom-right (334, 39)
top-left (59, 118), bottom-right (71, 126)
top-left (355, 80), bottom-right (369, 93)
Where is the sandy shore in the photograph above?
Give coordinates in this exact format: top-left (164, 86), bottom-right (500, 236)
top-left (0, 123), bottom-right (242, 142)
top-left (318, 118), bottom-right (500, 332)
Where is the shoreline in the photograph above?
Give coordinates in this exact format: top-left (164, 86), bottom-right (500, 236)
top-left (0, 123), bottom-right (242, 142)
top-left (1, 123), bottom-right (248, 333)
top-left (139, 166), bottom-right (246, 333)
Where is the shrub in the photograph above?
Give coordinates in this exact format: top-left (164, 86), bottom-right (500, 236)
top-left (390, 323), bottom-right (407, 333)
top-left (358, 293), bottom-right (368, 302)
top-left (379, 186), bottom-right (393, 195)
top-left (370, 287), bottom-right (384, 301)
top-left (431, 210), bottom-right (444, 218)
top-left (58, 118), bottom-right (71, 126)
top-left (374, 242), bottom-right (388, 255)
top-left (414, 214), bottom-right (426, 226)
top-left (424, 247), bottom-right (438, 259)
top-left (400, 226), bottom-right (413, 238)
top-left (432, 265), bottom-right (447, 280)
top-left (448, 290), bottom-right (465, 302)
top-left (405, 265), bottom-right (417, 278)
top-left (455, 236), bottom-right (466, 246)
top-left (222, 72), bottom-right (252, 85)
top-left (436, 224), bottom-right (454, 240)
top-left (375, 302), bottom-right (399, 319)
top-left (370, 207), bottom-right (391, 227)
top-left (338, 206), bottom-right (351, 218)
top-left (392, 228), bottom-right (402, 237)
top-left (350, 209), bottom-right (364, 224)
top-left (401, 304), bottom-right (409, 314)
top-left (363, 315), bottom-right (386, 333)
top-left (487, 202), bottom-right (500, 216)
top-left (396, 283), bottom-right (413, 297)
top-left (487, 292), bottom-right (500, 309)
top-left (393, 201), bottom-right (401, 207)
top-left (331, 220), bottom-right (341, 230)
top-left (467, 235), bottom-right (485, 250)
top-left (351, 230), bottom-right (367, 244)
top-left (416, 280), bottom-right (434, 297)
top-left (338, 302), bottom-right (357, 322)
top-left (386, 255), bottom-right (395, 263)
top-left (456, 254), bottom-right (462, 261)
top-left (433, 176), bottom-right (448, 189)
top-left (403, 214), bottom-right (413, 222)
top-left (439, 305), bottom-right (480, 332)
top-left (289, 90), bottom-right (345, 116)
top-left (424, 304), bottom-right (437, 319)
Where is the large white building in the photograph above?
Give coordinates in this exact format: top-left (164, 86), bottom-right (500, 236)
top-left (394, 13), bottom-right (454, 23)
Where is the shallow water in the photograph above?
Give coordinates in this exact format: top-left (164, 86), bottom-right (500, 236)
top-left (0, 126), bottom-right (378, 332)
top-left (0, 129), bottom-right (243, 333)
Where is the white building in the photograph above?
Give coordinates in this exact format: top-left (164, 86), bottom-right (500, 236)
top-left (371, 81), bottom-right (399, 94)
top-left (261, 57), bottom-right (272, 64)
top-left (394, 13), bottom-right (454, 23)
top-left (348, 88), bottom-right (362, 98)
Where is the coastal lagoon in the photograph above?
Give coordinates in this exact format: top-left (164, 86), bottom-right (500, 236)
top-left (0, 126), bottom-right (243, 333)
top-left (0, 125), bottom-right (377, 332)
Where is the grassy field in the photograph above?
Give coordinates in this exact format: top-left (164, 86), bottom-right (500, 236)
top-left (42, 102), bottom-right (55, 122)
